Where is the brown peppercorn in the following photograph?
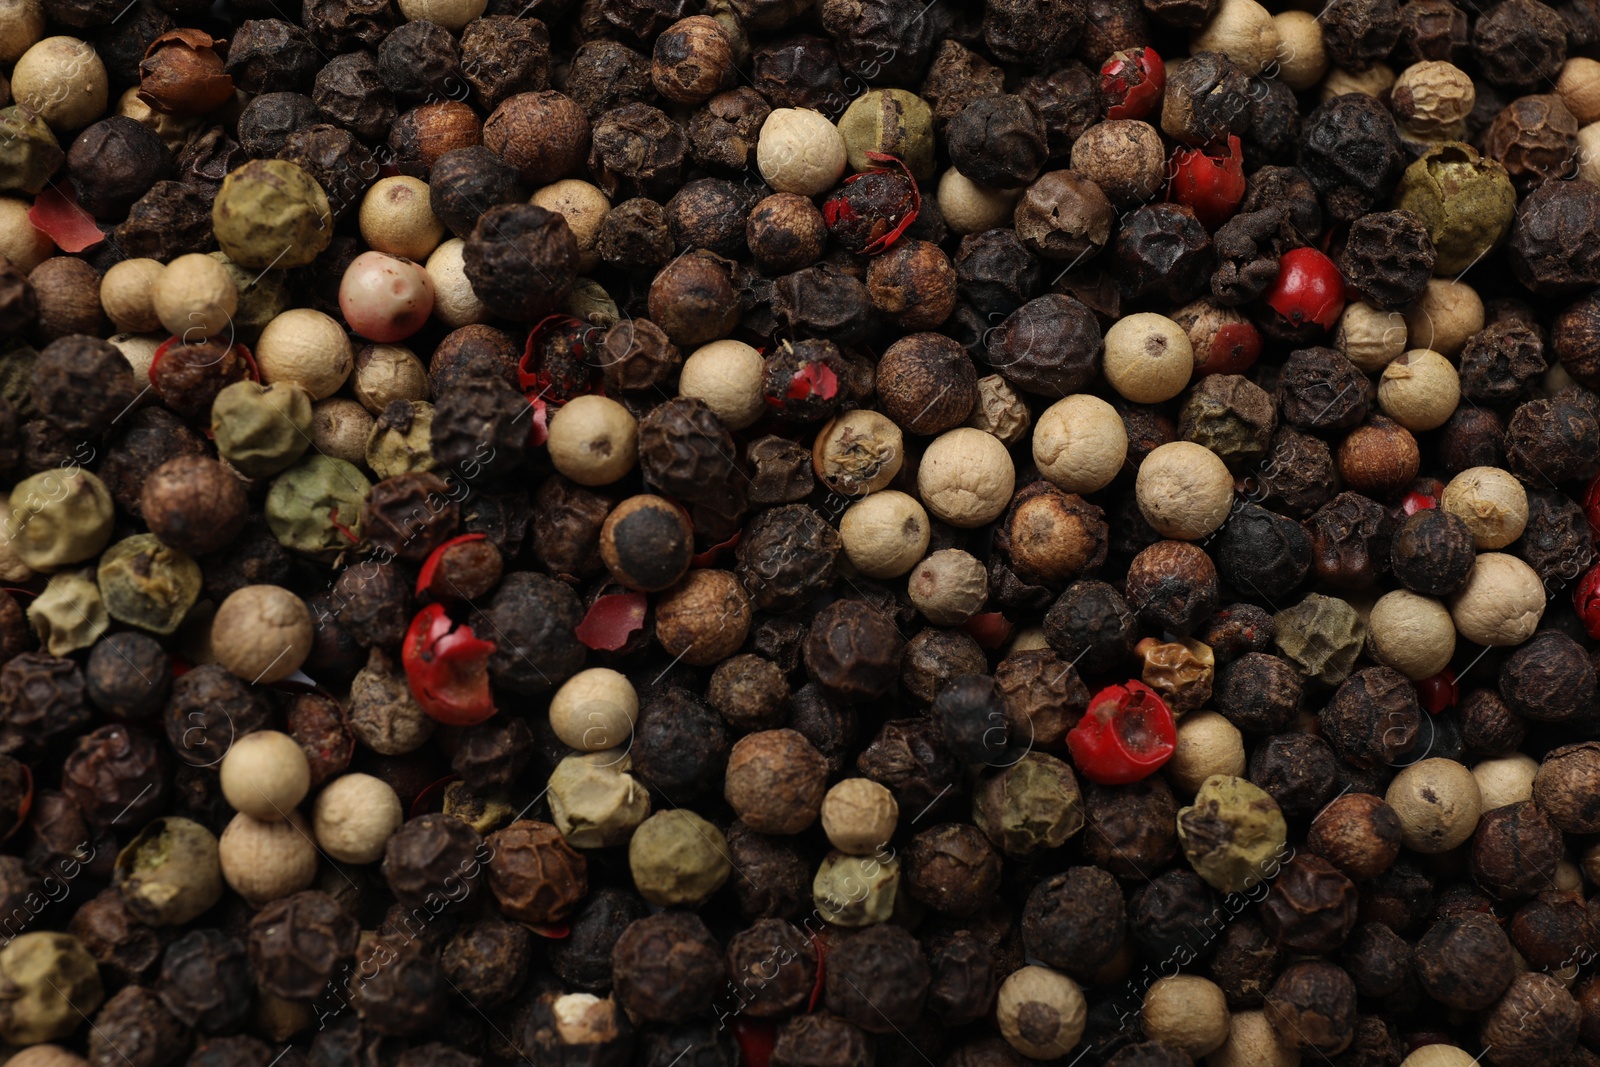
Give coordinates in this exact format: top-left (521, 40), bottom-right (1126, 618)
top-left (927, 931), bottom-right (999, 1026)
top-left (612, 911), bottom-right (724, 1024)
top-left (69, 888), bottom-right (163, 987)
top-left (707, 655), bottom-right (789, 733)
top-left (587, 103), bottom-right (687, 201)
top-left (1475, 0), bottom-right (1569, 90)
top-left (1509, 891), bottom-right (1594, 971)
top-left (1261, 855), bottom-right (1358, 953)
top-left (994, 649), bottom-right (1088, 748)
top-left (485, 820), bottom-right (586, 924)
top-left (1390, 507), bottom-right (1476, 598)
top-left (1412, 913), bottom-right (1515, 1011)
top-left (649, 16), bottom-right (732, 105)
top-left (62, 725), bottom-right (164, 830)
top-left (724, 729), bottom-right (827, 835)
top-left (1125, 540), bottom-right (1218, 636)
top-left (824, 925), bottom-right (930, 1034)
top-left (904, 824), bottom-right (1002, 918)
top-left (856, 717), bottom-right (962, 820)
top-left (348, 935), bottom-right (445, 1037)
top-left (1321, 667), bottom-right (1421, 769)
top-left (1483, 95), bottom-right (1579, 191)
top-left (1499, 630), bottom-right (1596, 723)
top-left (1402, 0), bottom-right (1469, 62)
top-left (1506, 390), bottom-right (1600, 484)
top-left (1470, 800), bottom-right (1563, 900)
top-left (1336, 418), bottom-right (1421, 501)
top-left (1162, 54), bottom-right (1252, 145)
top-left (1307, 793), bottom-right (1403, 880)
top-left (163, 662), bottom-right (271, 768)
top-left (724, 918), bottom-right (817, 1019)
top-left (482, 90), bottom-right (589, 185)
top-left (1022, 866), bottom-right (1124, 980)
top-left (1265, 961), bottom-right (1357, 1056)
top-left (993, 483), bottom-right (1109, 587)
top-left (873, 332), bottom-right (977, 435)
top-left (246, 890), bottom-right (358, 1002)
top-left (89, 983), bottom-right (186, 1067)
top-left (1480, 972), bottom-right (1580, 1067)
top-left (746, 193), bottom-right (826, 274)
top-left (139, 29), bottom-right (233, 116)
top-left (646, 250), bottom-right (740, 347)
top-left (29, 260), bottom-right (106, 345)
top-left (139, 456), bottom-right (247, 557)
top-left (1083, 777), bottom-right (1178, 878)
top-left (803, 598), bottom-right (904, 704)
top-left (381, 812), bottom-right (484, 911)
top-left (769, 1014), bottom-right (874, 1067)
top-left (596, 495), bottom-right (692, 594)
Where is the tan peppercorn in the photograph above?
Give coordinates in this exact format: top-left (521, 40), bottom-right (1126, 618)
top-left (547, 751), bottom-right (650, 848)
top-left (211, 585), bottom-right (313, 684)
top-left (100, 258), bottom-right (165, 334)
top-left (1557, 57), bottom-right (1600, 124)
top-left (1386, 757), bottom-right (1482, 853)
top-left (918, 427), bottom-right (1015, 528)
top-left (1033, 394), bottom-right (1128, 494)
top-left (908, 548), bottom-right (988, 625)
top-left (1321, 63), bottom-right (1396, 101)
top-left (1209, 1010), bottom-right (1299, 1067)
top-left (6, 1048), bottom-right (88, 1067)
top-left (396, 0), bottom-right (484, 29)
top-left (654, 569), bottom-right (751, 666)
top-left (218, 811), bottom-right (318, 905)
top-left (1192, 0), bottom-right (1280, 76)
top-left (938, 169), bottom-right (1023, 235)
top-left (256, 309), bottom-right (354, 400)
top-left (1167, 710), bottom-right (1246, 795)
top-left (813, 850), bottom-right (900, 927)
top-left (1143, 974), bottom-right (1231, 1057)
top-left (359, 176), bottom-right (446, 263)
top-left (0, 0), bottom-right (45, 64)
top-left (1405, 278), bottom-right (1484, 356)
top-left (997, 966), bottom-right (1086, 1060)
top-left (312, 772), bottom-right (403, 864)
top-left (0, 197), bottom-right (54, 273)
top-left (531, 179), bottom-right (610, 273)
top-left (1449, 552), bottom-right (1545, 646)
top-left (219, 730), bottom-right (311, 820)
top-left (547, 395), bottom-right (638, 486)
top-left (725, 729), bottom-right (827, 835)
top-left (426, 238), bottom-right (490, 328)
top-left (11, 36), bottom-right (106, 131)
top-left (679, 340), bottom-right (766, 430)
top-left (151, 253), bottom-right (238, 340)
top-left (1139, 636), bottom-right (1215, 716)
top-left (549, 668), bottom-right (638, 753)
top-left (1070, 120), bottom-right (1166, 208)
top-left (757, 108), bottom-right (847, 196)
top-left (1579, 122), bottom-right (1600, 186)
top-left (1104, 313), bottom-right (1194, 404)
top-left (820, 778), bottom-right (899, 855)
top-left (1473, 753), bottom-right (1539, 810)
top-left (1442, 466), bottom-right (1528, 549)
top-left (1136, 441), bottom-right (1234, 540)
top-left (1336, 301), bottom-right (1409, 373)
top-left (353, 344), bottom-right (429, 413)
top-left (839, 491), bottom-right (930, 579)
top-left (813, 409), bottom-right (904, 496)
top-left (1379, 349), bottom-right (1460, 431)
top-left (1392, 62), bottom-right (1476, 140)
top-left (967, 374), bottom-right (1031, 446)
top-left (1399, 1048), bottom-right (1478, 1067)
top-left (1272, 12), bottom-right (1329, 91)
top-left (1367, 589), bottom-right (1455, 680)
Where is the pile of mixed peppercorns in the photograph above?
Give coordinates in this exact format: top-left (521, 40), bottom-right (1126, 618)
top-left (10, 0), bottom-right (1600, 1064)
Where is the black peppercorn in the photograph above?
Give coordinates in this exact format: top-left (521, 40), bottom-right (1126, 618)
top-left (1321, 667), bottom-right (1421, 769)
top-left (856, 717), bottom-right (962, 819)
top-left (159, 928), bottom-right (254, 1034)
top-left (723, 918), bottom-right (817, 1019)
top-left (1391, 507), bottom-right (1476, 596)
top-left (1216, 505), bottom-right (1311, 604)
top-left (350, 935), bottom-right (445, 1037)
top-left (770, 1014), bottom-right (875, 1067)
top-left (1298, 94), bottom-right (1406, 222)
top-left (1413, 914), bottom-right (1517, 1010)
top-left (1261, 855), bottom-right (1359, 953)
top-left (1265, 960), bottom-right (1358, 1056)
top-left (1258, 427), bottom-right (1337, 519)
top-left (62, 724), bottom-right (166, 829)
top-left (946, 95), bottom-right (1048, 190)
top-left (1112, 203), bottom-right (1214, 304)
top-left (482, 572), bottom-right (585, 697)
top-left (1043, 579), bottom-right (1137, 674)
top-left (926, 931), bottom-right (998, 1026)
top-left (1, 652), bottom-right (92, 747)
top-left (1508, 178), bottom-right (1600, 295)
top-left (90, 985), bottom-right (189, 1067)
top-left (1083, 777), bottom-right (1178, 878)
top-left (1471, 799), bottom-right (1564, 899)
top-left (631, 687), bottom-right (730, 801)
top-left (587, 103), bottom-right (686, 200)
top-left (382, 813), bottom-right (485, 911)
top-left (84, 633), bottom-right (169, 721)
top-left (818, 924), bottom-right (928, 1035)
top-left (547, 889), bottom-right (638, 993)
top-left (1248, 733), bottom-right (1338, 818)
top-left (1475, 0), bottom-right (1569, 90)
top-left (985, 293), bottom-right (1103, 398)
top-left (612, 911), bottom-right (724, 1025)
top-left (1130, 869), bottom-right (1222, 964)
top-left (1307, 491), bottom-right (1395, 590)
top-left (734, 505), bottom-right (841, 614)
top-left (1162, 52), bottom-right (1252, 145)
top-left (1022, 867), bottom-right (1124, 980)
top-left (428, 147), bottom-right (526, 241)
top-left (247, 890), bottom-right (359, 1002)
top-left (462, 203), bottom-right (577, 322)
top-left (1339, 210), bottom-right (1436, 311)
top-left (1506, 391), bottom-right (1600, 483)
top-left (1278, 347), bottom-right (1373, 432)
top-left (724, 822), bottom-right (810, 921)
top-left (32, 336), bottom-right (141, 440)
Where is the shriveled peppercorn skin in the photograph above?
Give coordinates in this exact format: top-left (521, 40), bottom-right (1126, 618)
top-left (1256, 428), bottom-right (1336, 519)
top-left (1515, 489), bottom-right (1594, 587)
top-left (312, 53), bottom-right (397, 144)
top-left (1321, 0), bottom-right (1403, 71)
top-left (1306, 491), bottom-right (1396, 591)
top-left (1130, 869), bottom-right (1224, 964)
top-left (480, 572), bottom-right (585, 695)
top-left (1277, 348), bottom-right (1373, 432)
top-left (1339, 210), bottom-right (1436, 311)
top-left (328, 560), bottom-right (411, 650)
top-left (985, 293), bottom-right (1103, 398)
top-left (462, 203), bottom-right (577, 322)
top-left (1508, 891), bottom-right (1594, 971)
top-left (158, 929), bottom-right (254, 1034)
top-left (1261, 855), bottom-right (1359, 953)
top-left (856, 717), bottom-right (962, 818)
top-left (722, 919), bottom-right (817, 1019)
top-left (1112, 203), bottom-right (1215, 304)
top-left (1458, 321), bottom-right (1548, 405)
top-left (69, 888), bottom-right (166, 987)
top-left (1413, 914), bottom-right (1517, 1010)
top-left (1210, 208), bottom-right (1291, 306)
top-left (637, 395), bottom-right (743, 507)
top-left (1248, 733), bottom-right (1337, 818)
top-left (89, 985), bottom-right (189, 1067)
top-left (1509, 179), bottom-right (1600, 295)
top-left (1209, 919), bottom-right (1280, 1009)
top-left (1043, 579), bottom-right (1138, 674)
top-left (60, 723), bottom-right (166, 831)
top-left (1320, 666), bottom-right (1421, 769)
top-left (612, 911), bottom-right (724, 1025)
top-left (360, 472), bottom-right (460, 563)
top-left (1474, 0), bottom-right (1569, 90)
top-left (348, 935), bottom-right (446, 1037)
top-left (1022, 866), bottom-right (1125, 979)
top-left (823, 926), bottom-right (931, 1037)
top-left (1391, 508), bottom-right (1476, 597)
top-left (381, 813), bottom-right (486, 912)
top-left (1298, 95), bottom-right (1406, 222)
top-left (587, 103), bottom-right (687, 201)
top-left (1265, 960), bottom-right (1358, 1055)
top-left (1124, 541), bottom-right (1219, 636)
top-left (734, 505), bottom-right (841, 613)
top-left (769, 1013), bottom-right (875, 1067)
top-left (1082, 777), bottom-right (1178, 878)
top-left (902, 823), bottom-right (1002, 918)
top-left (1470, 799), bottom-right (1564, 900)
top-left (115, 182), bottom-right (218, 261)
top-left (1216, 505), bottom-right (1311, 604)
top-left (1506, 391), bottom-right (1600, 484)
top-left (1500, 630), bottom-right (1597, 722)
top-left (632, 686), bottom-right (731, 801)
top-left (484, 820), bottom-right (587, 923)
top-left (993, 649), bottom-right (1088, 748)
top-left (1484, 94), bottom-right (1579, 192)
top-left (771, 263), bottom-right (875, 346)
top-left (1162, 52), bottom-right (1252, 145)
top-left (0, 652), bottom-right (92, 747)
top-left (247, 890), bottom-right (359, 1001)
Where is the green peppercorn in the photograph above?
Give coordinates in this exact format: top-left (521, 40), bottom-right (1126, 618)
top-left (27, 569), bottom-right (107, 656)
top-left (0, 932), bottom-right (104, 1044)
top-left (208, 253), bottom-right (290, 343)
top-left (1273, 593), bottom-right (1369, 687)
top-left (97, 534), bottom-right (202, 635)
top-left (628, 808), bottom-right (732, 907)
top-left (0, 106), bottom-right (64, 196)
top-left (1393, 142), bottom-right (1517, 276)
top-left (836, 89), bottom-right (936, 182)
top-left (972, 752), bottom-right (1085, 858)
top-left (365, 400), bottom-right (436, 480)
top-left (1177, 774), bottom-right (1289, 894)
top-left (6, 468), bottom-right (114, 572)
top-left (113, 816), bottom-right (223, 926)
top-left (813, 849), bottom-right (900, 927)
top-left (212, 159), bottom-right (333, 270)
top-left (211, 380), bottom-right (314, 479)
top-left (265, 454), bottom-right (372, 559)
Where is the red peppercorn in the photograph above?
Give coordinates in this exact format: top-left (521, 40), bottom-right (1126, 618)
top-left (1413, 668), bottom-right (1458, 714)
top-left (1101, 46), bottom-right (1165, 122)
top-left (1583, 472), bottom-right (1600, 541)
top-left (1066, 680), bottom-right (1176, 785)
top-left (1401, 489), bottom-right (1440, 516)
top-left (402, 602), bottom-right (497, 725)
top-left (1264, 247), bottom-right (1345, 331)
top-left (1575, 564), bottom-right (1600, 639)
top-left (1169, 134), bottom-right (1246, 230)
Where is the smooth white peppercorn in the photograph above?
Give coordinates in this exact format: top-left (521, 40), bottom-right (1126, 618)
top-left (218, 811), bottom-right (319, 905)
top-left (359, 176), bottom-right (446, 262)
top-left (100, 258), bottom-right (165, 334)
top-left (210, 585), bottom-right (313, 684)
top-left (1473, 753), bottom-right (1538, 811)
top-left (939, 169), bottom-right (1022, 234)
top-left (152, 253), bottom-right (238, 340)
top-left (1168, 710), bottom-right (1247, 796)
top-left (256, 309), bottom-right (354, 399)
top-left (679, 340), bottom-right (765, 430)
top-left (1144, 974), bottom-right (1230, 1058)
top-left (546, 395), bottom-right (638, 486)
top-left (1442, 467), bottom-right (1528, 550)
top-left (1386, 757), bottom-right (1482, 853)
top-left (1379, 349), bottom-right (1460, 431)
top-left (1336, 301), bottom-right (1408, 373)
top-left (1272, 11), bottom-right (1328, 91)
top-left (219, 730), bottom-right (311, 820)
top-left (1367, 589), bottom-right (1455, 679)
top-left (1192, 0), bottom-right (1280, 76)
top-left (820, 778), bottom-right (898, 856)
top-left (997, 966), bottom-right (1086, 1060)
top-left (549, 668), bottom-right (638, 752)
top-left (531, 180), bottom-right (610, 273)
top-left (1034, 394), bottom-right (1128, 494)
top-left (1449, 553), bottom-right (1545, 646)
top-left (908, 548), bottom-right (988, 625)
top-left (757, 108), bottom-right (847, 196)
top-left (917, 427), bottom-right (1015, 528)
top-left (1136, 441), bottom-right (1234, 540)
top-left (11, 37), bottom-right (106, 131)
top-left (1405, 279), bottom-right (1483, 356)
top-left (1104, 313), bottom-right (1194, 404)
top-left (425, 239), bottom-right (490, 328)
top-left (312, 773), bottom-right (403, 864)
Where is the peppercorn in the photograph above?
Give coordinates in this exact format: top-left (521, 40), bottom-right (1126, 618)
top-left (1263, 961), bottom-right (1357, 1056)
top-left (611, 911), bottom-right (723, 1025)
top-left (1470, 799), bottom-right (1564, 900)
top-left (1508, 178), bottom-right (1600, 295)
top-left (1177, 774), bottom-right (1289, 893)
top-left (901, 823), bottom-right (1001, 918)
top-left (1215, 506), bottom-right (1311, 605)
top-left (1019, 866), bottom-right (1123, 982)
top-left (769, 1014), bottom-right (875, 1067)
top-left (1480, 972), bottom-right (1580, 1067)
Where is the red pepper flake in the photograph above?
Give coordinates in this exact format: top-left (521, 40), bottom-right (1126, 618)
top-left (1413, 669), bottom-right (1458, 714)
top-left (416, 533), bottom-right (489, 598)
top-left (962, 612), bottom-right (1014, 649)
top-left (859, 152), bottom-right (921, 255)
top-left (402, 603), bottom-right (498, 725)
top-left (690, 530), bottom-right (741, 568)
top-left (785, 362), bottom-right (839, 403)
top-left (1067, 681), bottom-right (1177, 785)
top-left (409, 773), bottom-right (459, 818)
top-left (1401, 489), bottom-right (1439, 516)
top-left (574, 592), bottom-right (648, 651)
top-left (807, 929), bottom-right (829, 1013)
top-left (527, 923), bottom-right (572, 939)
top-left (327, 506), bottom-right (360, 545)
top-left (527, 395), bottom-right (550, 447)
top-left (28, 185), bottom-right (103, 253)
top-left (1576, 564), bottom-right (1600, 639)
top-left (731, 1019), bottom-right (776, 1067)
top-left (518, 314), bottom-right (587, 393)
top-left (149, 337), bottom-right (260, 388)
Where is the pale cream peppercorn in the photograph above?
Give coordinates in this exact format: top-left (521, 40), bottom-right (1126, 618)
top-left (1207, 1010), bottom-right (1298, 1067)
top-left (312, 398), bottom-right (374, 466)
top-left (1008, 627), bottom-right (1050, 654)
top-left (546, 395), bottom-right (638, 486)
top-left (151, 253), bottom-right (238, 340)
top-left (938, 169), bottom-right (1023, 234)
top-left (211, 585), bottom-right (313, 684)
top-left (1034, 394), bottom-right (1128, 494)
top-left (550, 667), bottom-right (639, 752)
top-left (1192, 0), bottom-right (1280, 76)
top-left (1367, 589), bottom-right (1455, 679)
top-left (1104, 313), bottom-right (1194, 404)
top-left (219, 811), bottom-right (319, 905)
top-left (1399, 1048), bottom-right (1479, 1067)
top-left (312, 773), bottom-right (403, 864)
top-left (359, 177), bottom-right (446, 262)
top-left (1473, 753), bottom-right (1538, 811)
top-left (425, 238), bottom-right (489, 328)
top-left (1442, 466), bottom-right (1528, 549)
top-left (109, 333), bottom-right (161, 386)
top-left (1144, 975), bottom-right (1230, 1058)
top-left (1336, 301), bottom-right (1408, 372)
top-left (547, 751), bottom-right (651, 848)
top-left (1405, 278), bottom-right (1484, 356)
top-left (100, 258), bottom-right (165, 334)
top-left (1387, 757), bottom-right (1483, 853)
top-left (967, 374), bottom-right (1030, 446)
top-left (1579, 123), bottom-right (1600, 186)
top-left (256, 309), bottom-right (354, 399)
top-left (531, 180), bottom-right (609, 272)
top-left (0, 501), bottom-right (35, 584)
top-left (0, 196), bottom-right (54, 273)
top-left (396, 0), bottom-right (484, 30)
top-left (839, 490), bottom-right (930, 579)
top-left (1557, 57), bottom-right (1600, 125)
top-left (11, 37), bottom-right (106, 131)
top-left (6, 1047), bottom-right (88, 1067)
top-left (1137, 441), bottom-right (1234, 540)
top-left (1449, 552), bottom-right (1545, 646)
top-left (1272, 11), bottom-right (1328, 91)
top-left (757, 108), bottom-right (848, 196)
top-left (908, 548), bottom-right (988, 625)
top-left (1379, 349), bottom-right (1460, 431)
top-left (679, 340), bottom-right (766, 429)
top-left (0, 0), bottom-right (45, 64)
top-left (1167, 711), bottom-right (1246, 796)
top-left (813, 409), bottom-right (904, 495)
top-left (1392, 62), bottom-right (1476, 140)
top-left (997, 966), bottom-right (1086, 1060)
top-left (1322, 64), bottom-right (1395, 101)
top-left (353, 344), bottom-right (429, 413)
top-left (918, 427), bottom-right (1015, 528)
top-left (220, 730), bottom-right (311, 820)
top-left (114, 86), bottom-right (199, 151)
top-left (820, 778), bottom-right (899, 855)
